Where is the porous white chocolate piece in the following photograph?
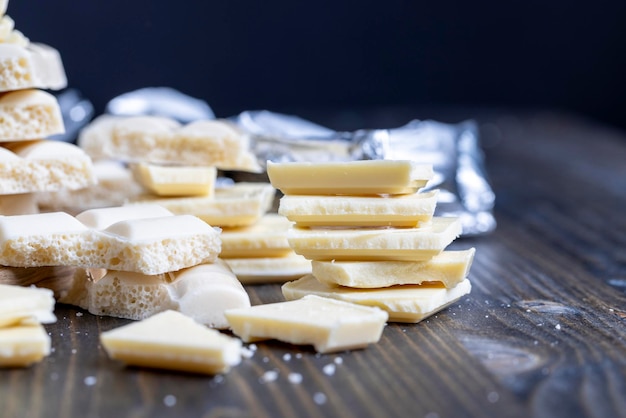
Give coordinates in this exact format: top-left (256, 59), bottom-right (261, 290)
top-left (0, 43), bottom-right (67, 91)
top-left (282, 276), bottom-right (472, 323)
top-left (278, 190), bottom-right (438, 227)
top-left (0, 323), bottom-right (51, 367)
top-left (0, 90), bottom-right (64, 140)
top-left (267, 160), bottom-right (433, 195)
top-left (0, 193), bottom-right (37, 214)
top-left (131, 163), bottom-right (217, 197)
top-left (37, 160), bottom-right (145, 211)
top-left (288, 217), bottom-right (462, 261)
top-left (0, 284), bottom-right (56, 327)
top-left (130, 182), bottom-right (275, 227)
top-left (75, 204), bottom-right (173, 230)
top-left (312, 249), bottom-right (475, 288)
top-left (78, 115), bottom-right (260, 172)
top-left (224, 252), bottom-right (312, 285)
top-left (100, 310), bottom-right (242, 375)
top-left (0, 212), bottom-right (221, 274)
top-left (1, 140), bottom-right (95, 195)
top-left (220, 214), bottom-right (293, 258)
top-left (225, 295), bottom-right (387, 353)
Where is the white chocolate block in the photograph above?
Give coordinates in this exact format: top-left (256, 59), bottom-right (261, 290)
top-left (1, 140), bottom-right (96, 195)
top-left (267, 160), bottom-right (433, 195)
top-left (0, 16), bottom-right (28, 47)
top-left (0, 1), bottom-right (7, 16)
top-left (312, 249), bottom-right (475, 288)
top-left (0, 43), bottom-right (67, 91)
top-left (131, 163), bottom-right (216, 197)
top-left (0, 284), bottom-right (56, 328)
top-left (0, 90), bottom-right (64, 140)
top-left (0, 323), bottom-right (51, 367)
top-left (220, 214), bottom-right (292, 258)
top-left (130, 182), bottom-right (275, 227)
top-left (75, 204), bottom-right (173, 229)
top-left (0, 193), bottom-right (37, 214)
top-left (100, 310), bottom-right (242, 375)
top-left (282, 276), bottom-right (472, 323)
top-left (279, 190), bottom-right (438, 227)
top-left (288, 217), bottom-right (462, 261)
top-left (225, 295), bottom-right (387, 353)
top-left (224, 252), bottom-right (312, 285)
top-left (79, 115), bottom-right (260, 172)
top-left (0, 212), bottom-right (221, 274)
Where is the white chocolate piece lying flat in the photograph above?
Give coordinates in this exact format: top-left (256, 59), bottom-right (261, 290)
top-left (312, 249), bottom-right (475, 288)
top-left (0, 43), bottom-right (67, 91)
top-left (267, 160), bottom-right (433, 195)
top-left (130, 182), bottom-right (275, 227)
top-left (0, 193), bottom-right (37, 214)
top-left (131, 163), bottom-right (216, 197)
top-left (0, 212), bottom-right (221, 274)
top-left (279, 190), bottom-right (438, 227)
top-left (0, 323), bottom-right (51, 367)
top-left (288, 217), bottom-right (462, 261)
top-left (79, 115), bottom-right (260, 172)
top-left (75, 204), bottom-right (173, 229)
top-left (283, 276), bottom-right (472, 323)
top-left (0, 90), bottom-right (64, 140)
top-left (0, 141), bottom-right (95, 195)
top-left (0, 284), bottom-right (56, 327)
top-left (37, 160), bottom-right (146, 211)
top-left (220, 214), bottom-right (292, 258)
top-left (224, 252), bottom-right (312, 284)
top-left (100, 310), bottom-right (242, 375)
top-left (225, 295), bottom-right (387, 353)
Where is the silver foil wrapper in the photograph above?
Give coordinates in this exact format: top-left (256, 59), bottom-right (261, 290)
top-left (105, 88), bottom-right (496, 236)
top-left (52, 89), bottom-right (94, 143)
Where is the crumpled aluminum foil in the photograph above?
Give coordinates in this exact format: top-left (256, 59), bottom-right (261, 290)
top-left (52, 89), bottom-right (94, 143)
top-left (104, 88), bottom-right (496, 236)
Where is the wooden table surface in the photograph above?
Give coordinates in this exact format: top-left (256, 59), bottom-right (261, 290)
top-left (1, 111), bottom-right (625, 418)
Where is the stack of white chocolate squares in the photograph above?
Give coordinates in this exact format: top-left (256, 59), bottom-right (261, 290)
top-left (0, 0), bottom-right (95, 215)
top-left (267, 160), bottom-right (475, 323)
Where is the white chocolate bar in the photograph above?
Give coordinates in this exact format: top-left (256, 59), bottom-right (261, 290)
top-left (267, 160), bottom-right (433, 195)
top-left (0, 211), bottom-right (221, 274)
top-left (0, 15), bottom-right (28, 47)
top-left (62, 260), bottom-right (250, 328)
top-left (0, 43), bottom-right (67, 91)
top-left (0, 90), bottom-right (64, 140)
top-left (100, 310), bottom-right (242, 375)
top-left (130, 182), bottom-right (275, 227)
top-left (0, 1), bottom-right (7, 16)
top-left (225, 295), bottom-right (388, 353)
top-left (288, 217), bottom-right (462, 261)
top-left (1, 140), bottom-right (95, 195)
top-left (0, 323), bottom-right (51, 367)
top-left (224, 252), bottom-right (312, 284)
top-left (278, 190), bottom-right (438, 227)
top-left (0, 284), bottom-right (56, 327)
top-left (79, 115), bottom-right (260, 172)
top-left (312, 249), bottom-right (475, 288)
top-left (0, 193), bottom-right (37, 214)
top-left (75, 204), bottom-right (173, 229)
top-left (220, 214), bottom-right (292, 258)
top-left (282, 275), bottom-right (472, 323)
top-left (131, 163), bottom-right (216, 197)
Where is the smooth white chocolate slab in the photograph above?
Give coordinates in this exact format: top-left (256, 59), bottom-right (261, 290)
top-left (130, 182), bottom-right (275, 227)
top-left (282, 276), bottom-right (472, 323)
top-left (1, 140), bottom-right (96, 195)
top-left (224, 252), bottom-right (312, 284)
top-left (0, 323), bottom-right (51, 367)
top-left (100, 310), bottom-right (242, 375)
top-left (0, 211), bottom-right (221, 274)
top-left (131, 163), bottom-right (217, 197)
top-left (0, 42), bottom-right (67, 92)
top-left (225, 295), bottom-right (387, 353)
top-left (312, 249), bottom-right (475, 288)
top-left (267, 160), bottom-right (433, 195)
top-left (75, 204), bottom-right (173, 229)
top-left (279, 190), bottom-right (438, 227)
top-left (0, 90), bottom-right (64, 140)
top-left (62, 260), bottom-right (250, 328)
top-left (0, 284), bottom-right (56, 327)
top-left (288, 217), bottom-right (462, 261)
top-left (79, 115), bottom-right (260, 172)
top-left (0, 193), bottom-right (37, 214)
top-left (220, 214), bottom-right (292, 258)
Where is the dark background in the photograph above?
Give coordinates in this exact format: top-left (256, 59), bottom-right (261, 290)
top-left (7, 0), bottom-right (626, 130)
